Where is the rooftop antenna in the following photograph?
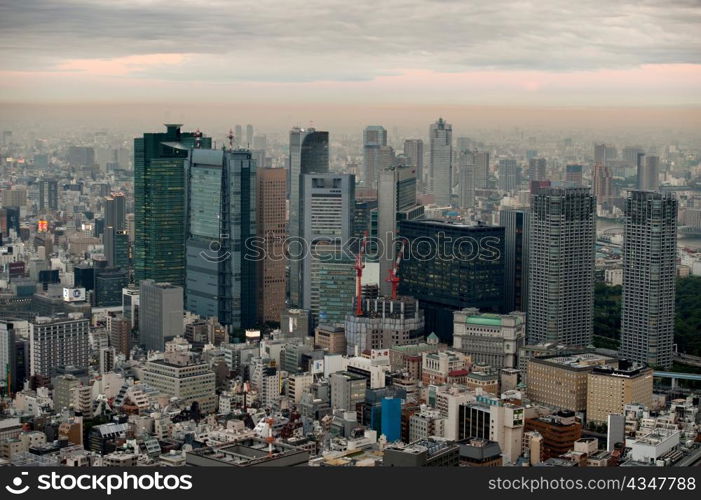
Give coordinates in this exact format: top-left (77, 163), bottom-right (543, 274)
top-left (194, 128), bottom-right (202, 149)
top-left (227, 129), bottom-right (235, 151)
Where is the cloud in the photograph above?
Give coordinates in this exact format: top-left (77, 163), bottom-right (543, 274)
top-left (1, 0), bottom-right (700, 80)
top-left (56, 53), bottom-right (188, 76)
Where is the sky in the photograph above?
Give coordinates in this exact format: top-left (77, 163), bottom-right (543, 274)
top-left (0, 0), bottom-right (700, 108)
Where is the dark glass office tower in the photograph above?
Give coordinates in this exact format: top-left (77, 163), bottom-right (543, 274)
top-left (134, 124), bottom-right (211, 286)
top-left (397, 219), bottom-right (505, 341)
top-left (288, 128), bottom-right (329, 307)
top-left (500, 209), bottom-right (530, 313)
top-left (185, 148), bottom-right (257, 329)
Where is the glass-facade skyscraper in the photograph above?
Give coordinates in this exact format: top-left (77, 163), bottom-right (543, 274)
top-left (288, 128), bottom-right (329, 308)
top-left (134, 124), bottom-right (211, 286)
top-left (397, 219), bottom-right (505, 341)
top-left (185, 148), bottom-right (257, 330)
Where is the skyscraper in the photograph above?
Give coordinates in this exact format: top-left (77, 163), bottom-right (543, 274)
top-left (403, 139), bottom-right (424, 193)
top-left (458, 152), bottom-right (475, 210)
top-left (620, 191), bottom-right (677, 369)
top-left (104, 192), bottom-right (126, 232)
top-left (498, 159), bottom-right (521, 192)
top-left (565, 164), bottom-right (583, 186)
top-left (38, 179), bottom-right (58, 212)
top-left (0, 320), bottom-right (16, 394)
top-left (363, 125), bottom-right (389, 189)
top-left (528, 158), bottom-right (546, 182)
top-left (594, 144), bottom-right (617, 166)
top-left (500, 209), bottom-right (530, 313)
top-left (185, 148), bottom-right (257, 329)
top-left (139, 280), bottom-right (184, 352)
top-left (474, 150), bottom-right (490, 190)
top-left (134, 124), bottom-right (211, 286)
top-left (257, 168), bottom-right (287, 324)
top-left (527, 187), bottom-right (595, 346)
top-left (103, 227), bottom-right (129, 269)
top-left (377, 164), bottom-right (424, 296)
top-left (637, 155), bottom-right (660, 191)
top-left (300, 173), bottom-right (354, 323)
top-left (429, 118), bottom-right (452, 206)
top-left (398, 220), bottom-right (505, 341)
top-left (592, 163), bottom-right (614, 206)
top-left (288, 127), bottom-right (329, 307)
top-left (246, 124), bottom-right (254, 147)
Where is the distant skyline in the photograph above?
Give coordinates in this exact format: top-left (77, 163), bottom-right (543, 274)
top-left (1, 0), bottom-right (700, 107)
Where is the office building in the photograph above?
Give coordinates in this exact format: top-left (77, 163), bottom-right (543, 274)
top-left (620, 191), bottom-right (677, 369)
top-left (104, 193), bottom-right (126, 232)
top-left (403, 139), bottom-right (424, 192)
top-left (381, 397), bottom-right (402, 442)
top-left (184, 148), bottom-right (257, 329)
top-left (528, 187), bottom-right (595, 346)
top-left (637, 155), bottom-right (660, 191)
top-left (498, 158), bottom-right (520, 192)
top-left (0, 321), bottom-right (16, 393)
top-left (565, 164), bottom-right (583, 186)
top-left (398, 219), bottom-right (505, 341)
top-left (299, 173), bottom-right (354, 322)
top-left (38, 179), bottom-right (58, 212)
top-left (143, 359), bottom-right (216, 413)
top-left (256, 168), bottom-right (286, 323)
top-left (316, 255), bottom-right (356, 326)
top-left (525, 353), bottom-right (617, 412)
top-left (103, 227), bottom-right (129, 269)
top-left (524, 411), bottom-right (582, 460)
top-left (363, 125), bottom-right (389, 188)
top-left (377, 164), bottom-right (424, 296)
top-left (452, 308), bottom-right (525, 369)
top-left (500, 209), bottom-right (530, 313)
top-left (288, 127), bottom-right (329, 307)
top-left (29, 315), bottom-right (90, 378)
top-left (139, 280), bottom-right (183, 352)
top-left (95, 268), bottom-right (129, 307)
top-left (314, 325), bottom-right (347, 354)
top-left (528, 158), bottom-right (546, 182)
top-left (586, 361), bottom-right (654, 424)
top-left (134, 124), bottom-right (211, 286)
top-left (429, 118), bottom-right (452, 205)
top-left (592, 163), bottom-right (614, 206)
top-left (458, 151), bottom-right (475, 209)
top-left (108, 315), bottom-right (131, 357)
top-left (594, 144), bottom-right (617, 166)
top-left (330, 371), bottom-right (366, 410)
top-left (473, 151), bottom-right (490, 189)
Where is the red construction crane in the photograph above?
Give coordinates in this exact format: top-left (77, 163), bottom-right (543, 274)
top-left (386, 238), bottom-right (406, 300)
top-left (355, 231), bottom-right (368, 316)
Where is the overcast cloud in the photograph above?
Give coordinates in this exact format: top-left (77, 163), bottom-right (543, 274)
top-left (0, 0), bottom-right (700, 104)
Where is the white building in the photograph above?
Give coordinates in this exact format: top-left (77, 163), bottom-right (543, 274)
top-left (452, 308), bottom-right (525, 369)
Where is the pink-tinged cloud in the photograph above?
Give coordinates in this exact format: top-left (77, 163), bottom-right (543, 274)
top-left (56, 53), bottom-right (188, 76)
